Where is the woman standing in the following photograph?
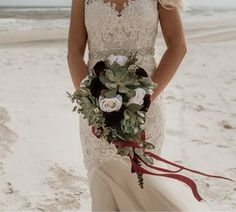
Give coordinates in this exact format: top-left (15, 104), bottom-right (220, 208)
top-left (67, 0), bottom-right (212, 211)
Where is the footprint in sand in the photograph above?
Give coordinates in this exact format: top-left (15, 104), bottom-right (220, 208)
top-left (4, 182), bottom-right (15, 195)
top-left (223, 124), bottom-right (233, 129)
top-left (187, 104), bottom-right (205, 112)
top-left (217, 145), bottom-right (229, 149)
top-left (224, 78), bottom-right (236, 85)
top-left (0, 107), bottom-right (33, 210)
top-left (0, 107), bottom-right (18, 159)
top-left (174, 85), bottom-right (184, 90)
top-left (166, 129), bottom-right (183, 136)
top-left (191, 139), bottom-right (202, 143)
top-left (191, 139), bottom-right (210, 145)
top-left (165, 95), bottom-right (176, 102)
top-left (195, 105), bottom-right (205, 112)
top-left (35, 163), bottom-right (90, 211)
top-left (0, 181), bottom-right (32, 210)
top-left (0, 107), bottom-right (10, 124)
top-left (198, 124), bottom-right (209, 129)
top-left (218, 120), bottom-right (234, 130)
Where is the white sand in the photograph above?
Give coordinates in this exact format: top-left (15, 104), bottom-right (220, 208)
top-left (0, 19), bottom-right (236, 211)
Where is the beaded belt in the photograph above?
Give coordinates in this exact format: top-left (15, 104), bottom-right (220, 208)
top-left (88, 47), bottom-right (155, 60)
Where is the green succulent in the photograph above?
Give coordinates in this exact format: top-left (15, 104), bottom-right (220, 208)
top-left (99, 63), bottom-right (139, 98)
top-left (121, 105), bottom-right (146, 135)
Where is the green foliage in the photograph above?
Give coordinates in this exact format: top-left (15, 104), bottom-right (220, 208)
top-left (99, 64), bottom-right (139, 98)
top-left (121, 108), bottom-right (146, 135)
top-left (125, 51), bottom-right (139, 68)
top-left (143, 142), bottom-right (155, 150)
top-left (138, 77), bottom-right (158, 91)
top-left (101, 88), bottom-right (118, 98)
top-left (134, 148), bottom-right (154, 165)
top-left (137, 172), bottom-right (144, 189)
top-left (116, 146), bottom-right (133, 156)
top-left (127, 103), bottom-right (143, 113)
top-left (66, 88), bottom-right (102, 126)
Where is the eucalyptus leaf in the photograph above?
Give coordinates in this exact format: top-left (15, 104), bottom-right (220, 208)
top-left (143, 142), bottom-right (155, 150)
top-left (141, 154), bottom-right (154, 165)
top-left (73, 106), bottom-right (77, 112)
top-left (124, 110), bottom-right (130, 119)
top-left (137, 111), bottom-right (146, 118)
top-left (117, 147), bottom-right (132, 156)
top-left (140, 124), bottom-right (145, 130)
top-left (137, 116), bottom-right (145, 124)
top-left (134, 148), bottom-right (143, 156)
top-left (134, 127), bottom-right (139, 134)
top-left (127, 103), bottom-right (143, 113)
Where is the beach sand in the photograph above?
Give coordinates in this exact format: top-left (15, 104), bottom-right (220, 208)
top-left (0, 17), bottom-right (236, 211)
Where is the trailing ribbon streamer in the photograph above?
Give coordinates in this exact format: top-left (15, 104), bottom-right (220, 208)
top-left (112, 140), bottom-right (235, 202)
top-left (92, 127), bottom-right (235, 202)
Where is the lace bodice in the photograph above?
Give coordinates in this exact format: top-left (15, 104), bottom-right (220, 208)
top-left (80, 0), bottom-right (184, 171)
top-left (85, 0), bottom-right (183, 74)
top-left (85, 0), bottom-right (158, 54)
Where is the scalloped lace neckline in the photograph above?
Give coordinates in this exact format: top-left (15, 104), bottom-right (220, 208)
top-left (102, 0), bottom-right (137, 17)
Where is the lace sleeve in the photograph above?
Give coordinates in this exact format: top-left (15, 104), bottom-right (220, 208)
top-left (158, 0), bottom-right (186, 11)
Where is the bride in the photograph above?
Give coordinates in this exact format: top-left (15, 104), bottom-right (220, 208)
top-left (67, 0), bottom-right (212, 211)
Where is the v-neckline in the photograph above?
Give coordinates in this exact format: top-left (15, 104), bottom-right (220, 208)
top-left (102, 0), bottom-right (137, 17)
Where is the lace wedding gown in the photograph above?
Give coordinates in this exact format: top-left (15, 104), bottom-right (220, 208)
top-left (79, 0), bottom-right (212, 211)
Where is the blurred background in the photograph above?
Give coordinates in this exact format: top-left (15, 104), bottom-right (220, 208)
top-left (0, 0), bottom-right (235, 211)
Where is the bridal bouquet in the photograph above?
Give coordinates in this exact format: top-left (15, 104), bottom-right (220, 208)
top-left (67, 52), bottom-right (157, 184)
top-left (66, 52), bottom-right (234, 202)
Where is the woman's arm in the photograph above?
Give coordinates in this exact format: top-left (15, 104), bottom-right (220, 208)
top-left (67, 0), bottom-right (88, 90)
top-left (151, 3), bottom-right (187, 101)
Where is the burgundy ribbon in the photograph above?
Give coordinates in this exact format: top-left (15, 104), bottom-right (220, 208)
top-left (111, 140), bottom-right (235, 202)
top-left (92, 127), bottom-right (235, 202)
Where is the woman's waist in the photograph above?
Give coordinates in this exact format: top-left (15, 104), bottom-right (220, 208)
top-left (88, 46), bottom-right (155, 61)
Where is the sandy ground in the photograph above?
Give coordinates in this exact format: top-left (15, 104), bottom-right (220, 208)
top-left (0, 18), bottom-right (236, 211)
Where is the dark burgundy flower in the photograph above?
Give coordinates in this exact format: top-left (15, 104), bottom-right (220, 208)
top-left (93, 61), bottom-right (106, 77)
top-left (90, 78), bottom-right (106, 97)
top-left (141, 94), bottom-right (151, 112)
top-left (104, 110), bottom-right (124, 128)
top-left (135, 67), bottom-right (149, 78)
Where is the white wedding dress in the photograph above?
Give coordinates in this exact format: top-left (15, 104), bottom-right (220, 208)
top-left (79, 0), bottom-right (212, 211)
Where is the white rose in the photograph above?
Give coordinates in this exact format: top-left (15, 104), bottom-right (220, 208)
top-left (107, 54), bottom-right (128, 66)
top-left (128, 88), bottom-right (147, 105)
top-left (99, 94), bottom-right (123, 112)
